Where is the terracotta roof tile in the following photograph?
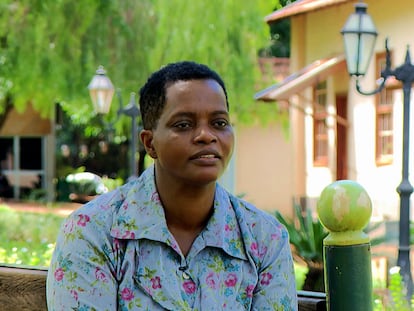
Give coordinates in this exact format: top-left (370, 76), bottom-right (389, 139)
top-left (254, 55), bottom-right (346, 101)
top-left (265, 0), bottom-right (352, 23)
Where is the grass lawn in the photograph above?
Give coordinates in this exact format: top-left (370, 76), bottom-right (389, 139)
top-left (294, 263), bottom-right (307, 290)
top-left (0, 204), bottom-right (65, 267)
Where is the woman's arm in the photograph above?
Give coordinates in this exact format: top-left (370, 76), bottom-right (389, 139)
top-left (251, 226), bottom-right (298, 311)
top-left (46, 210), bottom-right (119, 310)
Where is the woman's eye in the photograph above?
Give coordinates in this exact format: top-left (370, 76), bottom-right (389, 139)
top-left (173, 121), bottom-right (192, 129)
top-left (213, 119), bottom-right (229, 128)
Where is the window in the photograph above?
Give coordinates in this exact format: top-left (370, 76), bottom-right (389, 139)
top-left (0, 138), bottom-right (13, 169)
top-left (313, 81), bottom-right (328, 166)
top-left (20, 138), bottom-right (42, 170)
top-left (0, 136), bottom-right (44, 197)
top-left (375, 52), bottom-right (393, 165)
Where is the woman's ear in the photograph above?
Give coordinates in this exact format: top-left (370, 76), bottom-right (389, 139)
top-left (140, 129), bottom-right (157, 159)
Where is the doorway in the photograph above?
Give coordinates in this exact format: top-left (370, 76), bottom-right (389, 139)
top-left (336, 95), bottom-right (348, 180)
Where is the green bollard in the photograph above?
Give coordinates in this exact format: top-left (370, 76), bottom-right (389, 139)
top-left (317, 180), bottom-right (373, 311)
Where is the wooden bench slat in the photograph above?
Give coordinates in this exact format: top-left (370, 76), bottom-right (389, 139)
top-left (297, 290), bottom-right (327, 311)
top-left (0, 265), bottom-right (48, 311)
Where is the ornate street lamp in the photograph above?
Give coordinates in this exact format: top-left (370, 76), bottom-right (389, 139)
top-left (342, 1), bottom-right (414, 298)
top-left (88, 66), bottom-right (141, 179)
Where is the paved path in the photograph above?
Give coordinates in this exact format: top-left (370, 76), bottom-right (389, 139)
top-left (0, 200), bottom-right (82, 216)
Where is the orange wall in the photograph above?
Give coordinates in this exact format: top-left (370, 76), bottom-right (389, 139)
top-left (235, 124), bottom-right (294, 217)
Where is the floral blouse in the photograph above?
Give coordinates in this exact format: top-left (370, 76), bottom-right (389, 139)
top-left (47, 166), bottom-right (297, 310)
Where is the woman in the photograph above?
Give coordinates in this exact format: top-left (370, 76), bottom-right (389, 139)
top-left (47, 61), bottom-right (297, 310)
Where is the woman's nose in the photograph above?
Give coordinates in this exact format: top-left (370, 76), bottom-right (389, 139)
top-left (193, 126), bottom-right (217, 144)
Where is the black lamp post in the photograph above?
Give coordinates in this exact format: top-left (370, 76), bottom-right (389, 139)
top-left (342, 1), bottom-right (414, 298)
top-left (88, 65), bottom-right (141, 179)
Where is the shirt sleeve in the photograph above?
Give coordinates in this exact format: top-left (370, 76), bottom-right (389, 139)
top-left (46, 208), bottom-right (119, 311)
top-left (251, 224), bottom-right (298, 311)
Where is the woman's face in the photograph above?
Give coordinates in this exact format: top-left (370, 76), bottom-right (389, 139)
top-left (142, 79), bottom-right (234, 187)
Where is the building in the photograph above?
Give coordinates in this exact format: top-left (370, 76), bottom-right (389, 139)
top-left (252, 0), bottom-right (413, 221)
top-left (0, 103), bottom-right (55, 201)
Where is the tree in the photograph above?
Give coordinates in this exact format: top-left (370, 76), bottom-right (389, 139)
top-left (258, 0), bottom-right (296, 58)
top-left (0, 1), bottom-right (287, 177)
top-left (0, 1), bottom-right (284, 123)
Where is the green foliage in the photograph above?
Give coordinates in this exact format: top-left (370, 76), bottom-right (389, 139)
top-left (0, 205), bottom-right (65, 267)
top-left (294, 263), bottom-right (308, 290)
top-left (275, 202), bottom-right (328, 291)
top-left (102, 176), bottom-right (124, 192)
top-left (372, 266), bottom-right (414, 311)
top-left (1, 0), bottom-right (285, 132)
top-left (64, 172), bottom-right (122, 203)
top-left (275, 203), bottom-right (328, 268)
top-left (67, 179), bottom-right (98, 196)
top-left (388, 267), bottom-right (412, 310)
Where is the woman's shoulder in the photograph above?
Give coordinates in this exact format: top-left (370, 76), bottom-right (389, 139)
top-left (63, 181), bottom-right (135, 228)
top-left (224, 192), bottom-right (290, 267)
top-left (226, 192), bottom-right (289, 244)
top-left (230, 194), bottom-right (279, 223)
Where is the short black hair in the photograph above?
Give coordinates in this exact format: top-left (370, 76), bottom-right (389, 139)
top-left (139, 61), bottom-right (228, 130)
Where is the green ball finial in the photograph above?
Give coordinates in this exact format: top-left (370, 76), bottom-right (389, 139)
top-left (317, 180), bottom-right (372, 245)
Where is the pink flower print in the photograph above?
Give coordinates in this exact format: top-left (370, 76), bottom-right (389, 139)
top-left (271, 232), bottom-right (280, 240)
top-left (258, 245), bottom-right (267, 258)
top-left (206, 272), bottom-right (219, 289)
top-left (151, 191), bottom-right (161, 203)
top-left (260, 272), bottom-right (273, 286)
top-left (99, 202), bottom-right (111, 211)
top-left (250, 243), bottom-right (267, 259)
top-left (121, 202), bottom-right (128, 210)
top-left (122, 230), bottom-right (135, 239)
top-left (224, 224), bottom-right (231, 232)
top-left (171, 243), bottom-right (180, 252)
top-left (111, 228), bottom-right (121, 237)
top-left (113, 238), bottom-right (121, 251)
top-left (246, 284), bottom-right (255, 297)
top-left (121, 287), bottom-right (134, 301)
top-left (77, 214), bottom-right (90, 227)
top-left (95, 267), bottom-right (108, 283)
top-left (70, 289), bottom-right (79, 301)
top-left (54, 268), bottom-right (64, 281)
top-left (63, 219), bottom-right (75, 234)
top-left (151, 276), bottom-right (162, 289)
top-left (251, 242), bottom-right (258, 253)
top-left (224, 273), bottom-right (238, 287)
top-left (183, 280), bottom-right (196, 294)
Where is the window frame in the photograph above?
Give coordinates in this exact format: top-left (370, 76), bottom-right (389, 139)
top-left (375, 51), bottom-right (394, 166)
top-left (313, 81), bottom-right (329, 167)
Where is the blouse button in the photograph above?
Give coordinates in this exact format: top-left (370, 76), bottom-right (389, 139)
top-left (182, 271), bottom-right (190, 279)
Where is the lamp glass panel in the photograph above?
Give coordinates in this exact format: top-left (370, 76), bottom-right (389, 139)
top-left (343, 33), bottom-right (359, 75)
top-left (341, 6), bottom-right (377, 76)
top-left (360, 14), bottom-right (376, 33)
top-left (342, 13), bottom-right (360, 31)
top-left (88, 73), bottom-right (115, 114)
top-left (90, 88), bottom-right (114, 114)
top-left (358, 33), bottom-right (377, 75)
top-left (342, 13), bottom-right (363, 75)
top-left (88, 74), bottom-right (114, 91)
